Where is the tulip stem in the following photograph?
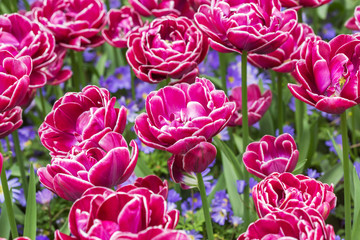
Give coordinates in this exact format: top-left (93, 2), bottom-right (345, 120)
top-left (219, 52), bottom-right (228, 92)
top-left (241, 51), bottom-right (250, 226)
top-left (277, 72), bottom-right (283, 134)
top-left (131, 69), bottom-right (136, 100)
top-left (69, 50), bottom-right (79, 92)
top-left (1, 166), bottom-right (19, 239)
top-left (196, 173), bottom-right (214, 240)
top-left (295, 99), bottom-right (305, 143)
top-left (341, 111), bottom-right (352, 240)
top-left (38, 88), bottom-right (46, 120)
top-left (351, 107), bottom-right (357, 156)
top-left (12, 130), bottom-right (28, 198)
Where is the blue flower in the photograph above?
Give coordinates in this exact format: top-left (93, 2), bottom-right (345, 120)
top-left (276, 124), bottom-right (295, 137)
top-left (185, 230), bottom-right (203, 240)
top-left (199, 50), bottom-right (219, 77)
top-left (320, 23), bottom-right (336, 40)
top-left (118, 97), bottom-right (140, 123)
top-left (230, 216), bottom-right (244, 227)
top-left (100, 66), bottom-right (131, 92)
top-left (306, 168), bottom-right (322, 179)
top-left (325, 134), bottom-right (342, 154)
top-left (134, 138), bottom-right (155, 154)
top-left (0, 170), bottom-right (25, 205)
top-left (216, 128), bottom-right (230, 141)
top-left (36, 188), bottom-right (54, 205)
top-left (236, 180), bottom-right (246, 194)
top-left (211, 190), bottom-right (232, 225)
top-left (354, 162), bottom-right (360, 180)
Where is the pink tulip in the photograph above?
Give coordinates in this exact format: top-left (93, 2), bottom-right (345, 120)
top-left (0, 153), bottom-right (3, 174)
top-left (288, 34), bottom-right (360, 114)
top-left (30, 0), bottom-right (106, 51)
top-left (168, 142), bottom-right (216, 188)
top-left (38, 131), bottom-right (138, 201)
top-left (194, 0), bottom-right (298, 54)
top-left (129, 0), bottom-right (194, 18)
top-left (127, 175), bottom-right (169, 199)
top-left (45, 47), bottom-right (72, 85)
top-left (0, 14), bottom-right (56, 92)
top-left (134, 77), bottom-right (235, 155)
top-left (0, 107), bottom-right (23, 139)
top-left (55, 176), bottom-right (179, 239)
top-left (102, 6), bottom-right (143, 49)
top-left (248, 23), bottom-right (317, 73)
top-left (228, 84), bottom-right (272, 126)
top-left (280, 0), bottom-right (331, 8)
top-left (0, 50), bottom-right (31, 112)
top-left (107, 227), bottom-right (190, 240)
top-left (238, 208), bottom-right (335, 240)
top-left (126, 16), bottom-right (209, 84)
top-left (243, 133), bottom-right (299, 179)
top-left (252, 172), bottom-right (337, 220)
top-left (39, 85), bottom-right (127, 157)
top-left (345, 6), bottom-right (360, 31)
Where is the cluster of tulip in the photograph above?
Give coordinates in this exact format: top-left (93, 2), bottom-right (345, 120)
top-left (1, 0), bottom-right (360, 239)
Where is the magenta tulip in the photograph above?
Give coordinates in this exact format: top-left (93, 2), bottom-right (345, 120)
top-left (55, 176), bottom-right (179, 239)
top-left (30, 0), bottom-right (106, 51)
top-left (44, 47), bottom-right (72, 85)
top-left (243, 133), bottom-right (299, 179)
top-left (248, 23), bottom-right (317, 73)
top-left (135, 77), bottom-right (235, 155)
top-left (126, 16), bottom-right (209, 84)
top-left (252, 172), bottom-right (337, 220)
top-left (0, 107), bottom-right (23, 139)
top-left (238, 208), bottom-right (335, 240)
top-left (107, 227), bottom-right (190, 240)
top-left (128, 0), bottom-right (193, 18)
top-left (39, 85), bottom-right (127, 157)
top-left (194, 0), bottom-right (298, 54)
top-left (288, 34), bottom-right (360, 114)
top-left (127, 175), bottom-right (169, 199)
top-left (102, 6), bottom-right (143, 49)
top-left (280, 0), bottom-right (331, 8)
top-left (0, 50), bottom-right (31, 113)
top-left (0, 14), bottom-right (56, 90)
top-left (345, 6), bottom-right (360, 31)
top-left (38, 130), bottom-right (138, 201)
top-left (0, 153), bottom-right (3, 175)
top-left (228, 84), bottom-right (272, 126)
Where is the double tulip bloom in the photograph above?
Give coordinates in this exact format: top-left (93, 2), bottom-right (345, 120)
top-left (238, 208), bottom-right (335, 240)
top-left (228, 84), bottom-right (272, 127)
top-left (55, 175), bottom-right (183, 240)
top-left (252, 172), bottom-right (337, 220)
top-left (280, 0), bottom-right (331, 8)
top-left (30, 0), bottom-right (106, 51)
top-left (345, 6), bottom-right (360, 31)
top-left (0, 107), bottom-right (23, 139)
top-left (126, 16), bottom-right (209, 84)
top-left (194, 0), bottom-right (298, 54)
top-left (243, 134), bottom-right (299, 179)
top-left (288, 34), bottom-right (360, 114)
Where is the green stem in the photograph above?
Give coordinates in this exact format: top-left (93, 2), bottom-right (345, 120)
top-left (219, 52), bottom-right (228, 92)
top-left (131, 69), bottom-right (136, 100)
top-left (38, 88), bottom-right (46, 120)
top-left (341, 111), bottom-right (351, 240)
top-left (76, 51), bottom-right (86, 89)
top-left (312, 8), bottom-right (319, 35)
top-left (241, 51), bottom-right (250, 225)
top-left (351, 108), bottom-right (357, 156)
top-left (69, 51), bottom-right (80, 92)
top-left (277, 72), bottom-right (283, 134)
top-left (105, 0), bottom-right (110, 10)
top-left (12, 130), bottom-right (28, 198)
top-left (196, 173), bottom-right (214, 240)
top-left (295, 99), bottom-right (305, 143)
top-left (1, 167), bottom-right (19, 238)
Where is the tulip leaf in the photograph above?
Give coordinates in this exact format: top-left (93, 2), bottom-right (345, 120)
top-left (316, 4), bottom-right (329, 20)
top-left (294, 121), bottom-right (311, 174)
top-left (91, 53), bottom-right (108, 84)
top-left (59, 218), bottom-right (71, 235)
top-left (352, 166), bottom-right (360, 239)
top-left (221, 151), bottom-right (243, 217)
top-left (134, 159), bottom-right (154, 177)
top-left (327, 130), bottom-right (343, 162)
top-left (318, 162), bottom-right (343, 185)
top-left (0, 203), bottom-right (10, 239)
top-left (259, 111), bottom-right (274, 136)
top-left (23, 164), bottom-right (37, 240)
top-left (207, 172), bottom-right (225, 203)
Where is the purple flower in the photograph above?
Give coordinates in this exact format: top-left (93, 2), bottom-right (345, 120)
top-left (236, 180), bottom-right (246, 194)
top-left (320, 23), bottom-right (337, 41)
top-left (36, 235), bottom-right (50, 240)
top-left (325, 134), bottom-right (342, 154)
top-left (167, 189), bottom-right (181, 211)
top-left (0, 171), bottom-right (24, 205)
top-left (216, 128), bottom-right (230, 141)
top-left (83, 48), bottom-right (97, 63)
top-left (135, 138), bottom-right (155, 154)
top-left (307, 168), bottom-right (322, 179)
top-left (181, 194), bottom-right (202, 216)
top-left (36, 188), bottom-right (54, 204)
top-left (354, 162), bottom-right (360, 179)
top-left (198, 50), bottom-right (219, 77)
top-left (230, 216), bottom-right (244, 227)
top-left (211, 206), bottom-right (228, 225)
top-left (100, 66), bottom-right (131, 92)
top-left (275, 124), bottom-right (295, 137)
top-left (135, 82), bottom-right (157, 103)
top-left (185, 230), bottom-right (203, 240)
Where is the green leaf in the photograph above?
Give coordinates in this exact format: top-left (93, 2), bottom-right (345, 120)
top-left (352, 166), bottom-right (360, 239)
top-left (23, 164), bottom-right (37, 240)
top-left (221, 151), bottom-right (243, 217)
top-left (91, 53), bottom-right (108, 84)
top-left (318, 162), bottom-right (343, 185)
top-left (293, 121), bottom-right (311, 174)
top-left (134, 158), bottom-right (154, 177)
top-left (207, 172), bottom-right (225, 203)
top-left (259, 111), bottom-right (274, 136)
top-left (327, 130), bottom-right (343, 162)
top-left (59, 218), bottom-right (70, 235)
top-left (0, 203), bottom-right (10, 239)
top-left (316, 4), bottom-right (329, 20)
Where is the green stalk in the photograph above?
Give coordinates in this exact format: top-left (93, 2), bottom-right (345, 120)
top-left (76, 51), bottom-right (86, 89)
top-left (351, 107), bottom-right (357, 156)
top-left (295, 99), bottom-right (305, 143)
top-left (12, 130), bottom-right (28, 198)
top-left (38, 88), bottom-right (46, 120)
top-left (277, 72), bottom-right (283, 134)
top-left (1, 167), bottom-right (19, 238)
top-left (219, 52), bottom-right (228, 92)
top-left (69, 51), bottom-right (80, 92)
top-left (196, 173), bottom-right (214, 240)
top-left (105, 0), bottom-right (110, 10)
top-left (341, 111), bottom-right (351, 240)
top-left (131, 69), bottom-right (136, 100)
top-left (241, 51), bottom-right (250, 225)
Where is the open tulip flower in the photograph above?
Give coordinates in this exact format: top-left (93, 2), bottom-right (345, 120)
top-left (280, 0), bottom-right (331, 8)
top-left (248, 23), bottom-right (317, 73)
top-left (194, 0), bottom-right (298, 54)
top-left (30, 0), bottom-right (106, 51)
top-left (0, 107), bottom-right (23, 139)
top-left (55, 175), bottom-right (179, 239)
top-left (252, 172), bottom-right (337, 220)
top-left (288, 34), bottom-right (360, 114)
top-left (102, 6), bottom-right (143, 49)
top-left (107, 227), bottom-right (190, 240)
top-left (0, 50), bottom-right (31, 113)
top-left (243, 133), bottom-right (299, 179)
top-left (135, 77), bottom-right (236, 155)
top-left (128, 0), bottom-right (194, 18)
top-left (38, 131), bottom-right (138, 201)
top-left (39, 85), bottom-right (127, 157)
top-left (238, 208), bottom-right (335, 240)
top-left (228, 84), bottom-right (272, 127)
top-left (345, 6), bottom-right (360, 31)
top-left (126, 16), bottom-right (209, 84)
